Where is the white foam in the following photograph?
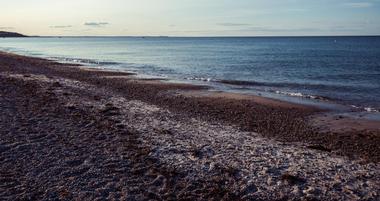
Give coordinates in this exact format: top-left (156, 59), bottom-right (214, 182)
top-left (276, 91), bottom-right (307, 98)
top-left (186, 77), bottom-right (213, 82)
top-left (364, 107), bottom-right (379, 113)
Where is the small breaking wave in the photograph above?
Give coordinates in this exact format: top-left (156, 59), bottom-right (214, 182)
top-left (274, 91), bottom-right (331, 101)
top-left (49, 57), bottom-right (121, 66)
top-left (214, 79), bottom-right (365, 92)
top-left (273, 92), bottom-right (379, 113)
top-left (186, 77), bottom-right (214, 82)
top-left (186, 77), bottom-right (335, 101)
top-left (187, 78), bottom-right (265, 86)
top-left (364, 107), bottom-right (379, 113)
top-left (350, 105), bottom-right (380, 113)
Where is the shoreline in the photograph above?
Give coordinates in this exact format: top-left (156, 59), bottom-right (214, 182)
top-left (2, 48), bottom-right (379, 116)
top-left (2, 43), bottom-right (379, 116)
top-left (1, 51), bottom-right (380, 199)
top-left (53, 56), bottom-right (380, 115)
top-left (43, 55), bottom-right (376, 113)
top-left (1, 51), bottom-right (379, 160)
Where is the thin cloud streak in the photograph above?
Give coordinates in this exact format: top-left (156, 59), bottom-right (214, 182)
top-left (50, 25), bottom-right (72, 29)
top-left (0, 26), bottom-right (14, 30)
top-left (217, 23), bottom-right (251, 27)
top-left (344, 2), bottom-right (372, 8)
top-left (84, 22), bottom-right (109, 27)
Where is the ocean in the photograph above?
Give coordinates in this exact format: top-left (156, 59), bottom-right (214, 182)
top-left (1, 36), bottom-right (379, 114)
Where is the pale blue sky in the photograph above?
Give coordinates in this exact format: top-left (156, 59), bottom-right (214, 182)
top-left (1, 0), bottom-right (379, 36)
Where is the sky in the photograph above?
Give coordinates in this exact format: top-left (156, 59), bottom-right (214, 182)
top-left (1, 0), bottom-right (380, 36)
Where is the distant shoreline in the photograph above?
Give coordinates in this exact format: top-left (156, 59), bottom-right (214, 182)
top-left (0, 31), bottom-right (28, 38)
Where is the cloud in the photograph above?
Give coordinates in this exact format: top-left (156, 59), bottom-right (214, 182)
top-left (0, 26), bottom-right (13, 30)
top-left (344, 2), bottom-right (372, 8)
top-left (84, 22), bottom-right (109, 27)
top-left (50, 25), bottom-right (72, 29)
top-left (217, 23), bottom-right (251, 27)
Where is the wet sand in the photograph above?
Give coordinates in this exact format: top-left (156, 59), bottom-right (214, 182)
top-left (0, 51), bottom-right (379, 200)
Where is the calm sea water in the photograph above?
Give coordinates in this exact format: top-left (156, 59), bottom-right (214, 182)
top-left (1, 36), bottom-right (380, 113)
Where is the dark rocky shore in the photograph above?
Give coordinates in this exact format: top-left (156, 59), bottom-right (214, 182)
top-left (0, 31), bottom-right (27, 38)
top-left (0, 52), bottom-right (379, 200)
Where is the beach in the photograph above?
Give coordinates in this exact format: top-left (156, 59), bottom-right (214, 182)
top-left (1, 51), bottom-right (379, 200)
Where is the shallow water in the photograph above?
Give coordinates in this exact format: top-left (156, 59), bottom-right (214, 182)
top-left (1, 36), bottom-right (379, 113)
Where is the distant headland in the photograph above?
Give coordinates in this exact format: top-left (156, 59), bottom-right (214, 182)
top-left (0, 31), bottom-right (28, 37)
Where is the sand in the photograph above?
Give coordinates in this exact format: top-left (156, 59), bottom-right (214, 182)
top-left (0, 51), bottom-right (379, 200)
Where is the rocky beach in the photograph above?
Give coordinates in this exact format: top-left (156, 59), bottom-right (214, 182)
top-left (1, 51), bottom-right (379, 200)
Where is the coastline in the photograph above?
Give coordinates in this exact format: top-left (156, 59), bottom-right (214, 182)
top-left (1, 50), bottom-right (379, 160)
top-left (1, 51), bottom-right (379, 199)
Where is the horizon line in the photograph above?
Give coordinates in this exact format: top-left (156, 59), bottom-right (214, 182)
top-left (24, 34), bottom-right (380, 38)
